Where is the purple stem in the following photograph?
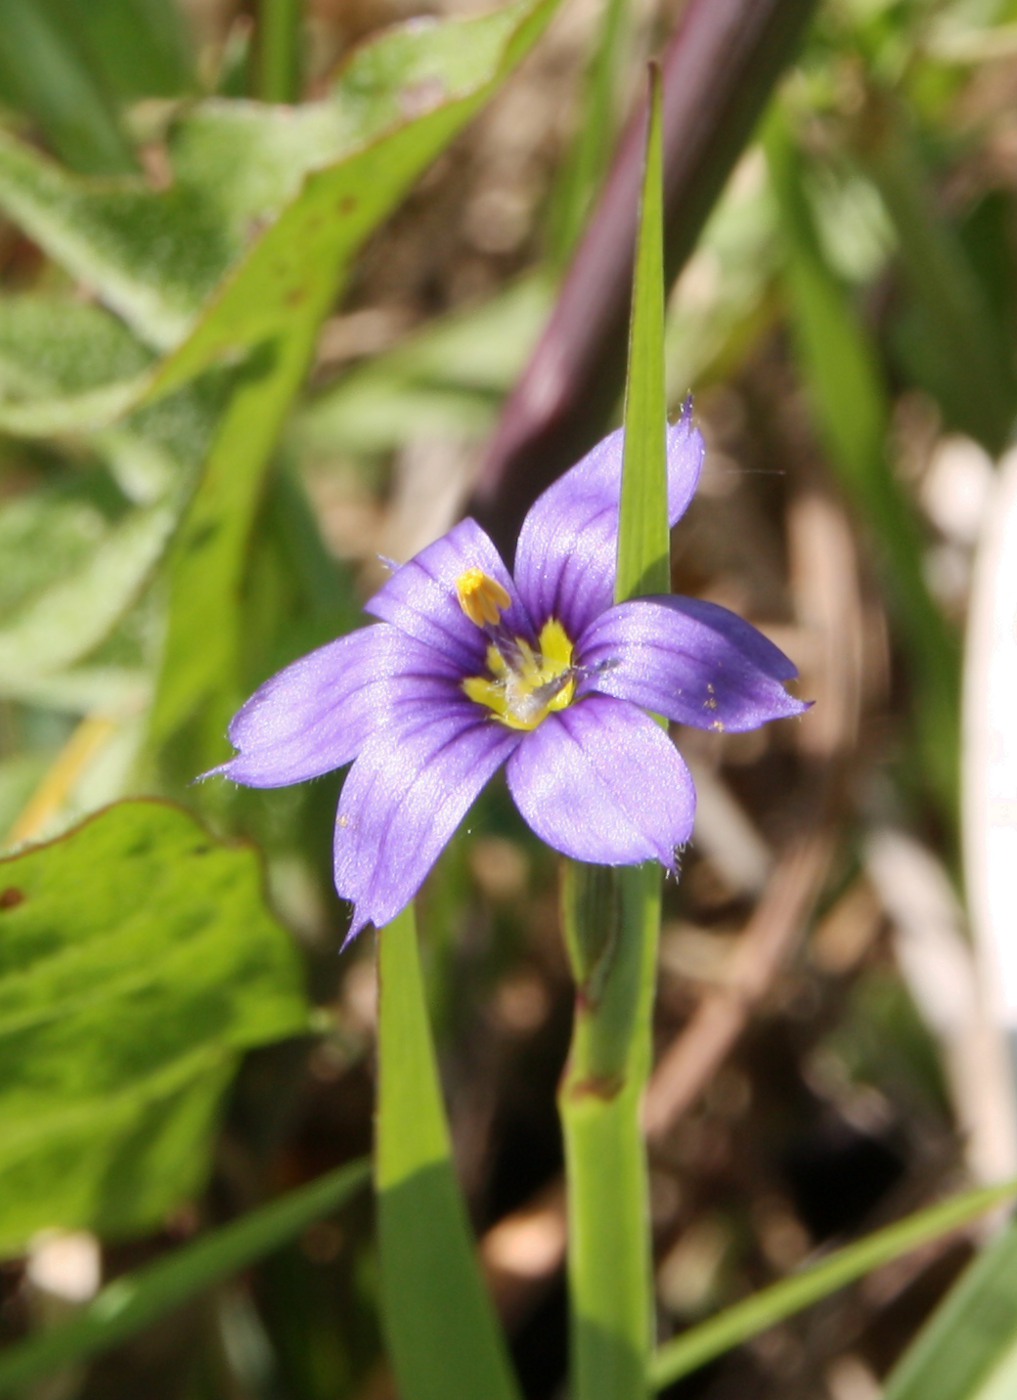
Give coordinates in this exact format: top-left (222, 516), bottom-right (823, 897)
top-left (469, 0), bottom-right (819, 553)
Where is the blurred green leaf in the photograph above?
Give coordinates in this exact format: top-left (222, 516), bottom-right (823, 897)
top-left (75, 0), bottom-right (194, 99)
top-left (883, 1216), bottom-right (1017, 1400)
top-left (377, 907), bottom-right (520, 1400)
top-left (766, 107), bottom-right (961, 824)
top-left (0, 1), bottom-right (559, 354)
top-left (855, 88), bottom-right (1017, 452)
top-left (650, 1179), bottom-right (1017, 1391)
top-left (547, 0), bottom-right (630, 264)
top-left (0, 800), bottom-right (308, 1254)
top-left (257, 0), bottom-right (302, 103)
top-left (0, 1158), bottom-right (369, 1396)
top-left (0, 295), bottom-right (152, 405)
top-left (296, 276), bottom-right (551, 456)
top-left (0, 476), bottom-right (175, 694)
top-left (0, 0), bottom-right (136, 175)
top-left (144, 0), bottom-right (562, 772)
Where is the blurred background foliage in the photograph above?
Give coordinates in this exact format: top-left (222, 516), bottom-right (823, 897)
top-left (1, 0), bottom-right (1017, 1396)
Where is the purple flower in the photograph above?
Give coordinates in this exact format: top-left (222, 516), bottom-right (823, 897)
top-left (209, 406), bottom-right (806, 941)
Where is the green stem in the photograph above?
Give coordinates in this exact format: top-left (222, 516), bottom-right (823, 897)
top-left (257, 0), bottom-right (301, 104)
top-left (559, 862), bottom-right (661, 1400)
top-left (557, 69), bottom-right (667, 1400)
top-left (376, 907), bottom-right (520, 1400)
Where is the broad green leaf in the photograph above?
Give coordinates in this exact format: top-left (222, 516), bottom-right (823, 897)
top-left (650, 1179), bottom-right (1017, 1391)
top-left (0, 1158), bottom-right (369, 1397)
top-left (377, 907), bottom-right (520, 1400)
top-left (145, 0), bottom-right (561, 769)
top-left (0, 473), bottom-right (177, 693)
top-left (0, 295), bottom-right (151, 403)
top-left (560, 72), bottom-right (667, 1400)
top-left (0, 128), bottom-right (229, 350)
top-left (883, 1216), bottom-right (1017, 1400)
top-left (0, 1), bottom-right (558, 355)
top-left (0, 800), bottom-right (308, 1254)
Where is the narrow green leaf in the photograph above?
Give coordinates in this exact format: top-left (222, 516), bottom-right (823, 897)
top-left (559, 70), bottom-right (667, 1400)
top-left (0, 0), bottom-right (136, 175)
top-left (766, 107), bottom-right (960, 826)
top-left (0, 1159), bottom-right (369, 1397)
top-left (71, 0), bottom-right (194, 98)
top-left (616, 65), bottom-right (668, 605)
top-left (855, 88), bottom-right (1016, 454)
top-left (376, 907), bottom-right (520, 1400)
top-left (257, 0), bottom-right (302, 103)
top-left (884, 1213), bottom-right (1017, 1400)
top-left (0, 801), bottom-right (308, 1254)
top-left (650, 1179), bottom-right (1017, 1391)
top-left (547, 0), bottom-right (629, 265)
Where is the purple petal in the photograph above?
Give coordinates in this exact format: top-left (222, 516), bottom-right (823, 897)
top-left (365, 518), bottom-right (532, 668)
top-left (206, 625), bottom-right (464, 788)
top-left (578, 595), bottom-right (808, 732)
top-left (335, 701), bottom-right (520, 940)
top-left (506, 695), bottom-right (695, 867)
top-left (513, 402), bottom-right (704, 638)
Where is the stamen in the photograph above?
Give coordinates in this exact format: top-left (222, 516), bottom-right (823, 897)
top-left (456, 569), bottom-right (511, 628)
top-left (462, 616), bottom-right (578, 731)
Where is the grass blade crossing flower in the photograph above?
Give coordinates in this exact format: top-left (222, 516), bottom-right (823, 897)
top-left (207, 404), bottom-right (806, 939)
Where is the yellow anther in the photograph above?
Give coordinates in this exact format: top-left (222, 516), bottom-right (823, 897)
top-left (456, 569), bottom-right (511, 628)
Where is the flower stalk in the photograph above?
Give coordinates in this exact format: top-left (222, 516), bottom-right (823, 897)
top-left (559, 862), bottom-right (661, 1399)
top-left (558, 69), bottom-right (666, 1400)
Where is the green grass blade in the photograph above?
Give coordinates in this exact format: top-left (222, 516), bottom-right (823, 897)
top-left (257, 0), bottom-right (302, 104)
top-left (547, 0), bottom-right (629, 265)
top-left (765, 107), bottom-right (960, 827)
top-left (0, 1159), bottom-right (370, 1397)
top-left (0, 0), bottom-right (136, 175)
top-left (376, 906), bottom-right (520, 1400)
top-left (884, 1213), bottom-right (1017, 1400)
top-left (856, 89), bottom-right (1016, 455)
top-left (559, 69), bottom-right (667, 1400)
top-left (616, 64), bottom-right (668, 604)
top-left (650, 1179), bottom-right (1017, 1391)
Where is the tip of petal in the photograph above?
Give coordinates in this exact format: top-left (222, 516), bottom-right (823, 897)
top-left (195, 757), bottom-right (232, 784)
top-left (340, 911), bottom-right (371, 950)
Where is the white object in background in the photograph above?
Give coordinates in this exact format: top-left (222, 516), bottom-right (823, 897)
top-left (963, 443), bottom-right (1017, 1163)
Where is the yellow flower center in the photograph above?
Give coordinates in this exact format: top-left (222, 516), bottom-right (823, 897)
top-left (455, 570), bottom-right (576, 731)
